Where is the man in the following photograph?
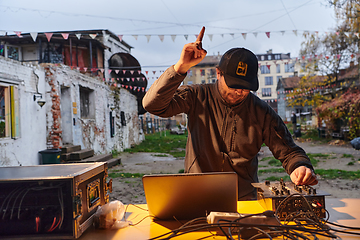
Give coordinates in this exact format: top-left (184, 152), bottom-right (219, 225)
top-left (143, 27), bottom-right (317, 200)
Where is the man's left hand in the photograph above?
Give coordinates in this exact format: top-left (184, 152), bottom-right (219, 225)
top-left (290, 166), bottom-right (318, 186)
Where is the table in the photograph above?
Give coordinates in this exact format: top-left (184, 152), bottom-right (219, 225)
top-left (80, 198), bottom-right (360, 240)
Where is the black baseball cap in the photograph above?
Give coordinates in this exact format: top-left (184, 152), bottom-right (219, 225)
top-left (218, 48), bottom-right (259, 91)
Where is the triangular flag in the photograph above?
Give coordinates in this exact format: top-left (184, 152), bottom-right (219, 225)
top-left (207, 34), bottom-right (213, 41)
top-left (253, 32), bottom-right (258, 38)
top-left (115, 70), bottom-right (119, 74)
top-left (61, 33), bottom-right (69, 40)
top-left (221, 34), bottom-right (224, 38)
top-left (76, 33), bottom-right (81, 39)
top-left (335, 32), bottom-right (339, 36)
top-left (171, 35), bottom-right (176, 42)
top-left (152, 71), bottom-right (156, 74)
top-left (14, 31), bottom-right (22, 38)
top-left (138, 70), bottom-right (141, 75)
top-left (265, 32), bottom-right (270, 38)
top-left (89, 34), bottom-right (97, 39)
top-left (158, 35), bottom-right (164, 42)
top-left (344, 32), bottom-right (350, 38)
top-left (118, 35), bottom-right (123, 41)
top-left (132, 35), bottom-right (138, 40)
top-left (355, 33), bottom-right (359, 38)
top-left (108, 69), bottom-right (112, 74)
top-left (266, 65), bottom-right (271, 70)
top-left (145, 71), bottom-right (149, 75)
top-left (281, 31), bottom-right (285, 36)
top-left (100, 69), bottom-right (104, 73)
top-left (184, 35), bottom-right (188, 40)
top-left (123, 70), bottom-right (126, 74)
top-left (130, 70), bottom-right (134, 75)
top-left (241, 33), bottom-right (247, 40)
top-left (132, 78), bottom-right (135, 82)
top-left (83, 67), bottom-right (88, 72)
top-left (45, 32), bottom-right (53, 42)
top-left (230, 33), bottom-right (234, 38)
top-left (146, 35), bottom-right (151, 43)
top-left (30, 32), bottom-right (38, 42)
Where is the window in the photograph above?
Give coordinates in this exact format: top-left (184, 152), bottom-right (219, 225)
top-left (201, 80), bottom-right (205, 84)
top-left (188, 70), bottom-right (193, 77)
top-left (262, 88), bottom-right (272, 97)
top-left (201, 69), bottom-right (205, 76)
top-left (80, 86), bottom-right (95, 119)
top-left (120, 111), bottom-right (126, 126)
top-left (275, 55), bottom-right (281, 60)
top-left (267, 55), bottom-right (272, 60)
top-left (276, 64), bottom-right (280, 73)
top-left (265, 77), bottom-right (273, 85)
top-left (260, 65), bottom-right (270, 74)
top-left (285, 62), bottom-right (295, 73)
top-left (6, 45), bottom-right (21, 61)
top-left (187, 81), bottom-right (193, 85)
top-left (0, 85), bottom-right (20, 138)
top-left (261, 55), bottom-right (265, 61)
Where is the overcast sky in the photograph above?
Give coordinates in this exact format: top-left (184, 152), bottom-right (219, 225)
top-left (1, 0), bottom-right (337, 86)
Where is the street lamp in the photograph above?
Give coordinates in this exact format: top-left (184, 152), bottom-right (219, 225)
top-left (33, 94), bottom-right (46, 108)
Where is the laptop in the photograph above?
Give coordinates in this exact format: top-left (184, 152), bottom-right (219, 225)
top-left (142, 172), bottom-right (238, 220)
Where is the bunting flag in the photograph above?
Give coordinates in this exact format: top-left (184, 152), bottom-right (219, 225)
top-left (230, 33), bottom-right (234, 38)
top-left (293, 30), bottom-right (297, 36)
top-left (14, 31), bottom-right (22, 38)
top-left (207, 34), bottom-right (213, 41)
top-left (132, 35), bottom-right (138, 40)
top-left (123, 70), bottom-right (126, 74)
top-left (89, 34), bottom-right (97, 39)
top-left (75, 33), bottom-right (81, 40)
top-left (253, 32), bottom-right (258, 38)
top-left (61, 33), bottom-right (69, 40)
top-left (281, 31), bottom-right (285, 36)
top-left (83, 67), bottom-right (87, 72)
top-left (118, 35), bottom-right (123, 41)
top-left (184, 35), bottom-right (188, 40)
top-left (158, 35), bottom-right (164, 42)
top-left (130, 70), bottom-right (134, 75)
top-left (146, 35), bottom-right (151, 43)
top-left (30, 32), bottom-right (38, 41)
top-left (115, 70), bottom-right (119, 74)
top-left (171, 35), bottom-right (176, 42)
top-left (265, 32), bottom-right (270, 38)
top-left (45, 32), bottom-right (53, 42)
top-left (242, 33), bottom-right (247, 40)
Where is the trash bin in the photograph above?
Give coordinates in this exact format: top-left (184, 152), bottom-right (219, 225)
top-left (39, 148), bottom-right (61, 164)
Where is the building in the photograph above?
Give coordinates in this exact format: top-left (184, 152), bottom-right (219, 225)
top-left (0, 29), bottom-right (146, 166)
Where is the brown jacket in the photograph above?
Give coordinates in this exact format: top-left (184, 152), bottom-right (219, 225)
top-left (143, 66), bottom-right (313, 199)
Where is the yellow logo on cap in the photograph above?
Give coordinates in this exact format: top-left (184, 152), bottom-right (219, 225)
top-left (236, 61), bottom-right (247, 76)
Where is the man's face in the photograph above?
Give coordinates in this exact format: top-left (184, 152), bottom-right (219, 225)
top-left (217, 68), bottom-right (250, 105)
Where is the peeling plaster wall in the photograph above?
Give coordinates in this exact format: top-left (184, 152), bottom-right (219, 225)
top-left (43, 64), bottom-right (144, 155)
top-left (0, 56), bottom-right (47, 166)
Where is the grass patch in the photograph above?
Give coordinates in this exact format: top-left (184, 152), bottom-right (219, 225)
top-left (124, 130), bottom-right (187, 158)
top-left (268, 159), bottom-right (282, 167)
top-left (342, 154), bottom-right (354, 158)
top-left (265, 176), bottom-right (290, 181)
top-left (260, 156), bottom-right (275, 162)
top-left (178, 169), bottom-right (184, 173)
top-left (259, 168), bottom-right (286, 174)
top-left (108, 172), bottom-right (145, 178)
top-left (315, 169), bottom-right (360, 180)
top-left (347, 162), bottom-right (355, 166)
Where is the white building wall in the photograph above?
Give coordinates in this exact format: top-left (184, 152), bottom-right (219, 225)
top-left (0, 56), bottom-right (47, 166)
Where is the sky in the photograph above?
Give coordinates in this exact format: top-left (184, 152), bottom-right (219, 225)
top-left (0, 0), bottom-right (338, 87)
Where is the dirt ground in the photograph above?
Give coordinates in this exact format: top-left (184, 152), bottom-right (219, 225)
top-left (109, 140), bottom-right (360, 205)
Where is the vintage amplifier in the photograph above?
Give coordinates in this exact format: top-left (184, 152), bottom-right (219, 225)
top-left (0, 162), bottom-right (112, 239)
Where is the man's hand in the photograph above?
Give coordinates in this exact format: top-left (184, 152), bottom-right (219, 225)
top-left (290, 166), bottom-right (318, 186)
top-left (174, 26), bottom-right (207, 74)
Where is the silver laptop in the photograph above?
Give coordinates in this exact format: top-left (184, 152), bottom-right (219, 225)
top-left (142, 172), bottom-right (238, 220)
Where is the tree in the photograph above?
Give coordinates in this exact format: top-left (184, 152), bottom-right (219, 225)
top-left (300, 0), bottom-right (359, 83)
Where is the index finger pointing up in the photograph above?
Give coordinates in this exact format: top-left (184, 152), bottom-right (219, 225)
top-left (196, 26), bottom-right (205, 43)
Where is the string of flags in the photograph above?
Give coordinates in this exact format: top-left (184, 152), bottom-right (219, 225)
top-left (2, 29), bottom-right (360, 44)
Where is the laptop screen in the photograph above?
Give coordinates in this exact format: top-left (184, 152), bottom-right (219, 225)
top-left (142, 172), bottom-right (238, 220)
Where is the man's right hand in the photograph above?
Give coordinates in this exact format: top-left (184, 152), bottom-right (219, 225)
top-left (174, 26), bottom-right (207, 74)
